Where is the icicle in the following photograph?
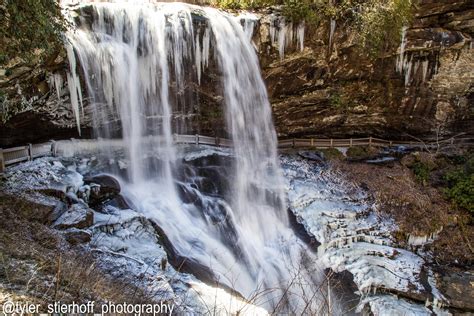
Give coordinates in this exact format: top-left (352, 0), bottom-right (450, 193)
top-left (202, 26), bottom-right (210, 70)
top-left (422, 59), bottom-right (429, 82)
top-left (414, 60), bottom-right (420, 84)
top-left (65, 43), bottom-right (83, 135)
top-left (269, 15), bottom-right (277, 44)
top-left (405, 55), bottom-right (413, 86)
top-left (396, 26), bottom-right (408, 73)
top-left (297, 22), bottom-right (305, 52)
top-left (48, 73), bottom-right (63, 100)
top-left (195, 32), bottom-right (202, 84)
top-left (329, 19), bottom-right (336, 52)
top-left (285, 21), bottom-right (294, 47)
top-left (238, 13), bottom-right (258, 42)
top-left (278, 20), bottom-right (286, 60)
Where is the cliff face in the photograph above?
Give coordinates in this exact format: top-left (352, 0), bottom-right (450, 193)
top-left (258, 0), bottom-right (474, 139)
top-left (0, 50), bottom-right (91, 147)
top-left (0, 0), bottom-right (472, 147)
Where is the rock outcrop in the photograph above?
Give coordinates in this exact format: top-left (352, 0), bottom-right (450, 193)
top-left (259, 0), bottom-right (474, 139)
top-left (0, 0), bottom-right (472, 147)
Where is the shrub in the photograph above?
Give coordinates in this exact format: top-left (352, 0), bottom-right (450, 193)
top-left (444, 157), bottom-right (474, 213)
top-left (354, 0), bottom-right (413, 56)
top-left (320, 148), bottom-right (344, 161)
top-left (282, 0), bottom-right (320, 24)
top-left (346, 146), bottom-right (379, 160)
top-left (0, 0), bottom-right (68, 65)
top-left (412, 161), bottom-right (431, 186)
top-left (211, 0), bottom-right (278, 10)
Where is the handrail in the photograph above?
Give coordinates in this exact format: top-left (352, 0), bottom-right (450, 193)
top-left (1, 135), bottom-right (472, 173)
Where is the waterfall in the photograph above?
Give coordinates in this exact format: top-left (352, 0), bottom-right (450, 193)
top-left (64, 1), bottom-right (328, 313)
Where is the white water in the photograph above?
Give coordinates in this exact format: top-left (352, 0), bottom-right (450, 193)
top-left (64, 1), bottom-right (328, 313)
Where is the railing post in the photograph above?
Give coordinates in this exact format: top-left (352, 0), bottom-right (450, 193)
top-left (28, 143), bottom-right (33, 161)
top-left (389, 141), bottom-right (393, 147)
top-left (311, 138), bottom-right (314, 147)
top-left (350, 138), bottom-right (353, 147)
top-left (330, 139), bottom-right (333, 148)
top-left (195, 134), bottom-right (199, 145)
top-left (369, 137), bottom-right (372, 147)
top-left (292, 138), bottom-right (295, 148)
top-left (0, 148), bottom-right (4, 174)
top-left (215, 137), bottom-right (220, 146)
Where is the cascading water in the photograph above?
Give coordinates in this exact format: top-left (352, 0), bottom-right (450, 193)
top-left (64, 1), bottom-right (330, 313)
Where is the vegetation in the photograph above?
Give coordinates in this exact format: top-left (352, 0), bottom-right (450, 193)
top-left (212, 0), bottom-right (413, 55)
top-left (320, 148), bottom-right (344, 160)
top-left (0, 0), bottom-right (67, 65)
top-left (412, 161), bottom-right (432, 186)
top-left (346, 145), bottom-right (379, 160)
top-left (354, 0), bottom-right (413, 55)
top-left (444, 156), bottom-right (474, 213)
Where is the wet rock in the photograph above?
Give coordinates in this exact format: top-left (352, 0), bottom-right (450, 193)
top-left (298, 151), bottom-right (326, 164)
top-left (105, 194), bottom-right (133, 210)
top-left (84, 174), bottom-right (121, 206)
top-left (288, 208), bottom-right (320, 249)
top-left (327, 269), bottom-right (360, 313)
top-left (53, 204), bottom-right (94, 229)
top-left (64, 228), bottom-right (92, 245)
top-left (176, 182), bottom-right (201, 205)
top-left (178, 154), bottom-right (232, 197)
top-left (434, 267), bottom-right (474, 311)
top-left (148, 219), bottom-right (241, 298)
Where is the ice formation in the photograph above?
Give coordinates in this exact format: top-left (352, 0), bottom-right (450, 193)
top-left (269, 14), bottom-right (305, 59)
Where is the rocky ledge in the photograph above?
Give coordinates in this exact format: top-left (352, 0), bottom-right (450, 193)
top-left (1, 146), bottom-right (472, 314)
top-left (1, 1), bottom-right (473, 147)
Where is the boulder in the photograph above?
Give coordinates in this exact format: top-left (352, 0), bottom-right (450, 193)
top-left (298, 151), bottom-right (326, 164)
top-left (13, 197), bottom-right (67, 225)
top-left (84, 174), bottom-right (121, 206)
top-left (64, 228), bottom-right (92, 245)
top-left (105, 194), bottom-right (133, 210)
top-left (434, 267), bottom-right (474, 312)
top-left (54, 204), bottom-right (94, 229)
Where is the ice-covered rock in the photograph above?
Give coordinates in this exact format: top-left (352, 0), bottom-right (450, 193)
top-left (281, 155), bottom-right (446, 314)
top-left (54, 204), bottom-right (94, 229)
top-left (2, 156), bottom-right (267, 314)
top-left (357, 295), bottom-right (433, 316)
top-left (84, 174), bottom-right (121, 206)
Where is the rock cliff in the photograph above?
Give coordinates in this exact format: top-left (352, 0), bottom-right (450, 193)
top-left (0, 0), bottom-right (472, 147)
top-left (259, 0), bottom-right (473, 139)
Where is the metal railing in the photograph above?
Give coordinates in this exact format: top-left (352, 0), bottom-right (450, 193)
top-left (1, 135), bottom-right (472, 173)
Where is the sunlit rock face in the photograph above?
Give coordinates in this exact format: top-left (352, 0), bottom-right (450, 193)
top-left (256, 1), bottom-right (474, 139)
top-left (1, 1), bottom-right (472, 146)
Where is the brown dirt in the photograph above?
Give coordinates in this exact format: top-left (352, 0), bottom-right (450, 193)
top-left (332, 159), bottom-right (473, 267)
